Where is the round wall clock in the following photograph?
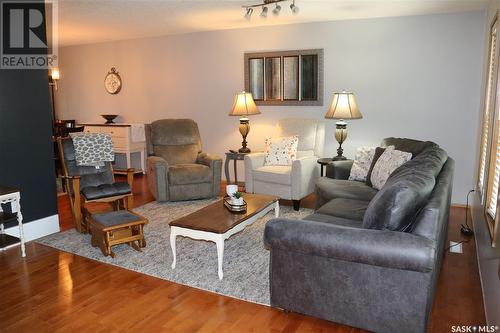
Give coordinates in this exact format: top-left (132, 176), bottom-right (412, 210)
top-left (104, 67), bottom-right (122, 94)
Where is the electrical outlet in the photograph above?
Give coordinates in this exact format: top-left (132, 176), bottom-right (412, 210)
top-left (449, 241), bottom-right (463, 254)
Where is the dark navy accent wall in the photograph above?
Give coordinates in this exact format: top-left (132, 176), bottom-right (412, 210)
top-left (0, 0), bottom-right (57, 224)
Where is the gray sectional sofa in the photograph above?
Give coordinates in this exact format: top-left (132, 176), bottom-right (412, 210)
top-left (264, 138), bottom-right (454, 333)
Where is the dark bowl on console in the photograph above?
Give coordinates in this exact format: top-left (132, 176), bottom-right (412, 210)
top-left (101, 114), bottom-right (118, 124)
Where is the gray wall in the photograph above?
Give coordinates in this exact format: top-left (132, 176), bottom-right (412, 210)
top-left (472, 0), bottom-right (500, 327)
top-left (55, 11), bottom-right (485, 204)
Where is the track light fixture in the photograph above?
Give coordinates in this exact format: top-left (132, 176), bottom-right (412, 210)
top-left (242, 0), bottom-right (298, 20)
top-left (244, 7), bottom-right (253, 19)
top-left (260, 6), bottom-right (268, 18)
top-left (272, 3), bottom-right (281, 15)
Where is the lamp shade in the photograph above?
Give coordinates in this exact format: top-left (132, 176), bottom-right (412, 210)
top-left (229, 92), bottom-right (261, 117)
top-left (325, 91), bottom-right (362, 120)
top-left (51, 68), bottom-right (60, 80)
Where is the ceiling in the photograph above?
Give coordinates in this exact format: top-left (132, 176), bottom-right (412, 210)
top-left (57, 0), bottom-right (488, 46)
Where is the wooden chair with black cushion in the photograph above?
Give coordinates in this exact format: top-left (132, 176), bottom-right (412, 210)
top-left (58, 137), bottom-right (134, 233)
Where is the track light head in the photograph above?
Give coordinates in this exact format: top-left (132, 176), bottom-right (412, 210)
top-left (260, 6), bottom-right (268, 18)
top-left (272, 4), bottom-right (281, 16)
top-left (244, 7), bottom-right (253, 19)
top-left (290, 1), bottom-right (299, 14)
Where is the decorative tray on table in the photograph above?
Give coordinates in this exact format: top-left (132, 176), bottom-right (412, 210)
top-left (223, 196), bottom-right (247, 213)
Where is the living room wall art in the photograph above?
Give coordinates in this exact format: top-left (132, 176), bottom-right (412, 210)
top-left (244, 49), bottom-right (323, 106)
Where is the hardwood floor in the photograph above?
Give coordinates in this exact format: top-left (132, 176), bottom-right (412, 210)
top-left (0, 175), bottom-right (485, 332)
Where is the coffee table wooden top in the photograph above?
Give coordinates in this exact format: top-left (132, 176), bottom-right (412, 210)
top-left (169, 193), bottom-right (278, 234)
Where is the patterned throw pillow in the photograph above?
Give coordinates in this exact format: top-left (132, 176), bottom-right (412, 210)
top-left (370, 148), bottom-right (412, 190)
top-left (264, 136), bottom-right (299, 166)
top-left (348, 146), bottom-right (376, 181)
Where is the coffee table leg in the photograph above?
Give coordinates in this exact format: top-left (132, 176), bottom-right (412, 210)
top-left (170, 228), bottom-right (177, 269)
top-left (216, 237), bottom-right (224, 280)
top-left (274, 201), bottom-right (280, 218)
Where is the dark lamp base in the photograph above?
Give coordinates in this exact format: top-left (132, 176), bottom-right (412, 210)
top-left (238, 147), bottom-right (251, 153)
top-left (332, 155), bottom-right (347, 161)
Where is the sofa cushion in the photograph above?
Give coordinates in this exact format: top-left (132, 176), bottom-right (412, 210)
top-left (362, 147), bottom-right (446, 231)
top-left (303, 213), bottom-right (363, 228)
top-left (381, 137), bottom-right (438, 156)
top-left (253, 165), bottom-right (292, 185)
top-left (81, 182), bottom-right (131, 200)
top-left (316, 177), bottom-right (378, 202)
top-left (317, 198), bottom-right (369, 221)
top-left (168, 164), bottom-right (211, 185)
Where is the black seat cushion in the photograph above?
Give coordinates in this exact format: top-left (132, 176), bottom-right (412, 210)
top-left (81, 182), bottom-right (131, 200)
top-left (92, 210), bottom-right (142, 227)
top-left (316, 198), bottom-right (369, 221)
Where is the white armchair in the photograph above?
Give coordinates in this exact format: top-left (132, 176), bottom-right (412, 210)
top-left (244, 118), bottom-right (325, 210)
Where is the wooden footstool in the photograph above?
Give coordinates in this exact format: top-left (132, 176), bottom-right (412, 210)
top-left (89, 210), bottom-right (148, 258)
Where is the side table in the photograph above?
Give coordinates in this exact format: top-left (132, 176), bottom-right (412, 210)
top-left (0, 186), bottom-right (26, 257)
top-left (317, 158), bottom-right (334, 177)
top-left (224, 151), bottom-right (248, 185)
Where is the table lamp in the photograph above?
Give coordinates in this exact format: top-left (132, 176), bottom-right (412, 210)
top-left (324, 91), bottom-right (362, 160)
top-left (229, 91), bottom-right (261, 153)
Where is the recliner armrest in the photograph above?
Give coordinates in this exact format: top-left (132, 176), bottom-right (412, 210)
top-left (264, 218), bottom-right (436, 273)
top-left (197, 152), bottom-right (222, 169)
top-left (147, 155), bottom-right (168, 169)
top-left (325, 160), bottom-right (354, 180)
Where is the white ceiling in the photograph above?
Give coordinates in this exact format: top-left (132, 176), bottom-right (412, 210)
top-left (57, 0), bottom-right (488, 46)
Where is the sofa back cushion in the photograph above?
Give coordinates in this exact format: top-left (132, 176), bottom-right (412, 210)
top-left (362, 146), bottom-right (448, 231)
top-left (381, 137), bottom-right (438, 156)
top-left (151, 119), bottom-right (202, 165)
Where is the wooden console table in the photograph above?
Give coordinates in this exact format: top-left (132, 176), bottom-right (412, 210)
top-left (0, 186), bottom-right (26, 257)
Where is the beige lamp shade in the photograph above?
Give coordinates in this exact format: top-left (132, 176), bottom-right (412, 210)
top-left (51, 68), bottom-right (60, 80)
top-left (229, 92), bottom-right (261, 117)
top-left (325, 91), bottom-right (362, 120)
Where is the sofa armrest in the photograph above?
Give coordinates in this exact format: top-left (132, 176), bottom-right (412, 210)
top-left (197, 152), bottom-right (222, 196)
top-left (147, 156), bottom-right (169, 201)
top-left (291, 156), bottom-right (319, 199)
top-left (264, 218), bottom-right (436, 273)
top-left (325, 160), bottom-right (354, 180)
top-left (244, 152), bottom-right (266, 193)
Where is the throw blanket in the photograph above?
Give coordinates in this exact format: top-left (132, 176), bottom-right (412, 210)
top-left (70, 132), bottom-right (114, 167)
top-left (130, 123), bottom-right (146, 142)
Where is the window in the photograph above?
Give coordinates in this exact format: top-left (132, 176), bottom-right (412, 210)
top-left (478, 15), bottom-right (500, 247)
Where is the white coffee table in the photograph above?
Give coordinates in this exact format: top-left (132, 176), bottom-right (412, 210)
top-left (169, 193), bottom-right (279, 280)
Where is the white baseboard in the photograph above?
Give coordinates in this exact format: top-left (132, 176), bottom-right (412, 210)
top-left (4, 214), bottom-right (60, 242)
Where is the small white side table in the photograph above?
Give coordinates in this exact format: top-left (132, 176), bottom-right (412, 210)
top-left (0, 186), bottom-right (26, 257)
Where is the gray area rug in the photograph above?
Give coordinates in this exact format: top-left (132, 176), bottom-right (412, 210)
top-left (37, 198), bottom-right (312, 305)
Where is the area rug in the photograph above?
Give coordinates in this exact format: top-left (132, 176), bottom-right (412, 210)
top-left (36, 198), bottom-right (313, 306)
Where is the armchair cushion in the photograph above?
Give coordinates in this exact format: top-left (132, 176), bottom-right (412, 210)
top-left (81, 182), bottom-right (131, 200)
top-left (154, 144), bottom-right (200, 165)
top-left (254, 165), bottom-right (292, 185)
top-left (168, 164), bottom-right (211, 185)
